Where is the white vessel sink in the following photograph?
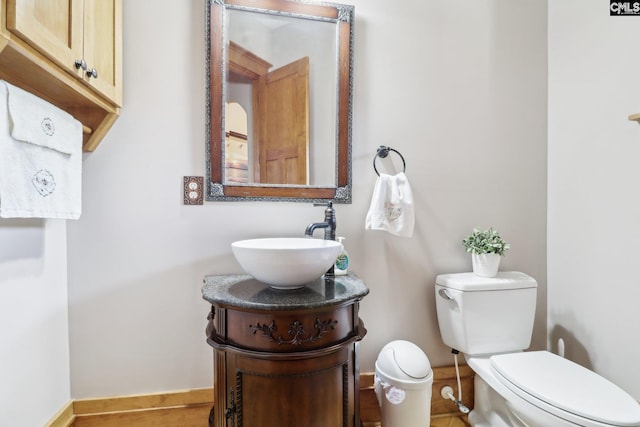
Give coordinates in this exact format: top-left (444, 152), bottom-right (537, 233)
top-left (231, 238), bottom-right (342, 289)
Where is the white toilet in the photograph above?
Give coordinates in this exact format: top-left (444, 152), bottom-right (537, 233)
top-left (435, 271), bottom-right (640, 427)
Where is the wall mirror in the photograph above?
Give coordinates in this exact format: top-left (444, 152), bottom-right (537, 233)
top-left (206, 0), bottom-right (354, 202)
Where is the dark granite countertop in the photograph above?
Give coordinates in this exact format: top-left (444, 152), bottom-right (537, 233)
top-left (202, 273), bottom-right (369, 311)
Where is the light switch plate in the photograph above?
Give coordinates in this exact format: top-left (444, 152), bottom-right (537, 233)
top-left (183, 176), bottom-right (203, 205)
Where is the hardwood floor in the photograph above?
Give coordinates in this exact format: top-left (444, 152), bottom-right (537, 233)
top-left (430, 415), bottom-right (471, 427)
top-left (49, 389), bottom-right (471, 427)
top-left (360, 388), bottom-right (470, 427)
top-left (47, 366), bottom-right (475, 427)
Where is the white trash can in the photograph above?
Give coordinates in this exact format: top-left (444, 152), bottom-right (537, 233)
top-left (374, 340), bottom-right (433, 427)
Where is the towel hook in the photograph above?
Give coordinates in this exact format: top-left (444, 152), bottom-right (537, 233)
top-left (373, 146), bottom-right (406, 176)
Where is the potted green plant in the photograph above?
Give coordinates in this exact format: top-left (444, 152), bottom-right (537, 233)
top-left (462, 227), bottom-right (510, 277)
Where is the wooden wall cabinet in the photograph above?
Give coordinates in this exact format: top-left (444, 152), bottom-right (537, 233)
top-left (0, 0), bottom-right (122, 151)
top-left (203, 275), bottom-right (369, 427)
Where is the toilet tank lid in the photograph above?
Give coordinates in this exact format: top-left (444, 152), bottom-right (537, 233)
top-left (435, 271), bottom-right (537, 291)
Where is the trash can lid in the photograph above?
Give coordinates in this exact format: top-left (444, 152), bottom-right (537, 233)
top-left (375, 340), bottom-right (433, 388)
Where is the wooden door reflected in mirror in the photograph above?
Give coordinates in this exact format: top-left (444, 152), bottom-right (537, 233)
top-left (255, 56), bottom-right (309, 185)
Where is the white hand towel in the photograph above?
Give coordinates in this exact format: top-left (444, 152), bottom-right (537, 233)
top-left (0, 81), bottom-right (82, 219)
top-left (365, 172), bottom-right (415, 237)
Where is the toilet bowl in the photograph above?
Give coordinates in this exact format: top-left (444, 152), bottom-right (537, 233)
top-left (468, 352), bottom-right (640, 427)
top-left (435, 272), bottom-right (640, 427)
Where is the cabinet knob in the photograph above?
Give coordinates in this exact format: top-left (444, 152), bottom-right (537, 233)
top-left (86, 68), bottom-right (98, 79)
top-left (74, 59), bottom-right (87, 70)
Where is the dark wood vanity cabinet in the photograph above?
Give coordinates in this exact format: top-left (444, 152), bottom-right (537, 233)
top-left (202, 274), bottom-right (369, 427)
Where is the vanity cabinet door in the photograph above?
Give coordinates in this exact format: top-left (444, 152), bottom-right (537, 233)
top-left (224, 346), bottom-right (356, 427)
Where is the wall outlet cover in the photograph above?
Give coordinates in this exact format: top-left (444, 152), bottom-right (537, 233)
top-left (183, 176), bottom-right (204, 205)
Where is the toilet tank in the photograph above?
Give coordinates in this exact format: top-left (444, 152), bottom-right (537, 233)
top-left (435, 272), bottom-right (537, 356)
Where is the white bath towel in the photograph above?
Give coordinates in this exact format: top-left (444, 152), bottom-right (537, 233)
top-left (0, 81), bottom-right (82, 219)
top-left (365, 172), bottom-right (415, 237)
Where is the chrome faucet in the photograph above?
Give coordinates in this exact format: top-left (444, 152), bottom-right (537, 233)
top-left (305, 202), bottom-right (336, 241)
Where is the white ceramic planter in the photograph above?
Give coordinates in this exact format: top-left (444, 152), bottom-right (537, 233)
top-left (472, 253), bottom-right (501, 277)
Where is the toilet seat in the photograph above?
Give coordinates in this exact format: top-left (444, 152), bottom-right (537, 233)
top-left (491, 351), bottom-right (640, 427)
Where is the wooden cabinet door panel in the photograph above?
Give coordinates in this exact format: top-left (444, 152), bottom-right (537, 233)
top-left (7, 0), bottom-right (122, 106)
top-left (228, 347), bottom-right (352, 427)
top-left (82, 0), bottom-right (122, 105)
top-left (7, 0), bottom-right (83, 73)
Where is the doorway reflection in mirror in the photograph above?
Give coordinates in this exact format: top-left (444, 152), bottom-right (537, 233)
top-left (225, 102), bottom-right (249, 183)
